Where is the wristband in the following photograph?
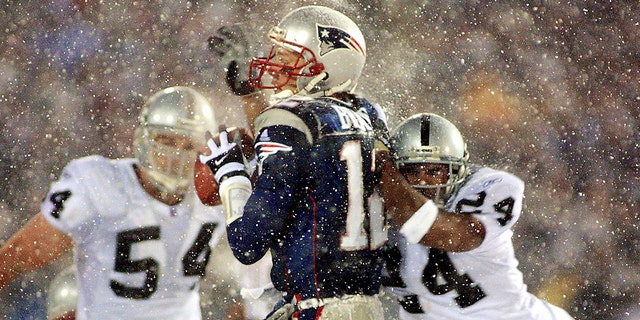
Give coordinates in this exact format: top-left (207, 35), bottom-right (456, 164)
top-left (214, 162), bottom-right (247, 183)
top-left (399, 200), bottom-right (438, 244)
top-left (219, 175), bottom-right (252, 225)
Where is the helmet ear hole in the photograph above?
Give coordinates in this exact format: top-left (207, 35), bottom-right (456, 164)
top-left (309, 63), bottom-right (325, 75)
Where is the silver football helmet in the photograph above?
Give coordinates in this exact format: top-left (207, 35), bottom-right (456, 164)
top-left (391, 113), bottom-right (469, 204)
top-left (134, 86), bottom-right (217, 194)
top-left (248, 5), bottom-right (366, 96)
top-left (46, 265), bottom-right (78, 320)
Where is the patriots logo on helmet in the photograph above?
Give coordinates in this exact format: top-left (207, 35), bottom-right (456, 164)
top-left (317, 24), bottom-right (365, 57)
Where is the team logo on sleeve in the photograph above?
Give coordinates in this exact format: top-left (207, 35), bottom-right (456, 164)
top-left (255, 140), bottom-right (293, 176)
top-left (255, 129), bottom-right (293, 175)
top-left (255, 141), bottom-right (293, 161)
top-left (317, 25), bottom-right (365, 57)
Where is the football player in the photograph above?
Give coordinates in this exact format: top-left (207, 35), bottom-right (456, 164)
top-left (383, 113), bottom-right (575, 319)
top-left (200, 5), bottom-right (391, 320)
top-left (0, 87), bottom-right (228, 320)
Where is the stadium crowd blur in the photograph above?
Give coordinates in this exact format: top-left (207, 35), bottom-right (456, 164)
top-left (0, 1), bottom-right (637, 319)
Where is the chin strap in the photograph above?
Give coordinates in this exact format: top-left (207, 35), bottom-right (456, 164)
top-left (268, 89), bottom-right (295, 105)
top-left (296, 72), bottom-right (327, 96)
top-left (299, 73), bottom-right (354, 98)
top-left (268, 73), bottom-right (356, 105)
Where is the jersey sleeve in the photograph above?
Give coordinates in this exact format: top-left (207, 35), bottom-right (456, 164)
top-left (227, 108), bottom-right (310, 264)
top-left (453, 169), bottom-right (525, 252)
top-left (41, 156), bottom-right (102, 241)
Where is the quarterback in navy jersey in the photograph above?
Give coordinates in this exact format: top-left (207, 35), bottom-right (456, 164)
top-left (200, 6), bottom-right (391, 320)
top-left (244, 94), bottom-right (388, 301)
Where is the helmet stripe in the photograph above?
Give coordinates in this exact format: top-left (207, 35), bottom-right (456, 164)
top-left (420, 114), bottom-right (431, 146)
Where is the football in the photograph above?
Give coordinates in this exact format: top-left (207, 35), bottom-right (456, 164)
top-left (194, 155), bottom-right (221, 206)
top-left (194, 126), bottom-right (254, 206)
top-left (228, 126), bottom-right (256, 159)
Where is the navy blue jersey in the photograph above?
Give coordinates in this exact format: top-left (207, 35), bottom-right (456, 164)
top-left (227, 95), bottom-right (389, 302)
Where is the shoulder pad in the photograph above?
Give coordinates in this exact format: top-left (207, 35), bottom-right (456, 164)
top-left (254, 107), bottom-right (313, 144)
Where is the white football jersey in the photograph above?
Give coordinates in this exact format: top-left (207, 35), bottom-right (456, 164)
top-left (42, 155), bottom-right (227, 320)
top-left (388, 166), bottom-right (574, 320)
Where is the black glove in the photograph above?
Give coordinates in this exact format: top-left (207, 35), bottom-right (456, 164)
top-left (225, 60), bottom-right (258, 96)
top-left (208, 25), bottom-right (258, 96)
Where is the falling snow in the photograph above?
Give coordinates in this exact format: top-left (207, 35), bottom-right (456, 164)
top-left (0, 1), bottom-right (638, 319)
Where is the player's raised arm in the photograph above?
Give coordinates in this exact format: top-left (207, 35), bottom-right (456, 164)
top-left (0, 212), bottom-right (73, 290)
top-left (208, 24), bottom-right (269, 134)
top-left (378, 153), bottom-right (484, 252)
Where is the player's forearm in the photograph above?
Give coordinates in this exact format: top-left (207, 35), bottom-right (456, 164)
top-left (225, 184), bottom-right (288, 265)
top-left (0, 244), bottom-right (23, 290)
top-left (0, 242), bottom-right (39, 290)
top-left (0, 213), bottom-right (73, 290)
top-left (223, 298), bottom-right (245, 320)
top-left (378, 153), bottom-right (485, 252)
top-left (226, 218), bottom-right (271, 265)
top-left (378, 153), bottom-right (429, 224)
top-left (420, 213), bottom-right (485, 252)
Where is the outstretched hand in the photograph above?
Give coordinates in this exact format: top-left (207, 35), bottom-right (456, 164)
top-left (208, 24), bottom-right (258, 96)
top-left (208, 25), bottom-right (250, 62)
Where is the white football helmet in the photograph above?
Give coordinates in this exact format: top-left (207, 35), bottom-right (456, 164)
top-left (46, 265), bottom-right (78, 320)
top-left (248, 5), bottom-right (366, 96)
top-left (134, 86), bottom-right (217, 194)
top-left (391, 113), bottom-right (469, 204)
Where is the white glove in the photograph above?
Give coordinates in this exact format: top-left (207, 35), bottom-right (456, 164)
top-left (199, 131), bottom-right (247, 183)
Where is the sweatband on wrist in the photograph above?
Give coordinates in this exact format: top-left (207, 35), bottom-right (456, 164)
top-left (399, 200), bottom-right (438, 244)
top-left (219, 175), bottom-right (252, 225)
top-left (214, 162), bottom-right (246, 183)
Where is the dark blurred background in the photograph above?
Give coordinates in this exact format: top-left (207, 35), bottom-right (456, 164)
top-left (0, 0), bottom-right (638, 319)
